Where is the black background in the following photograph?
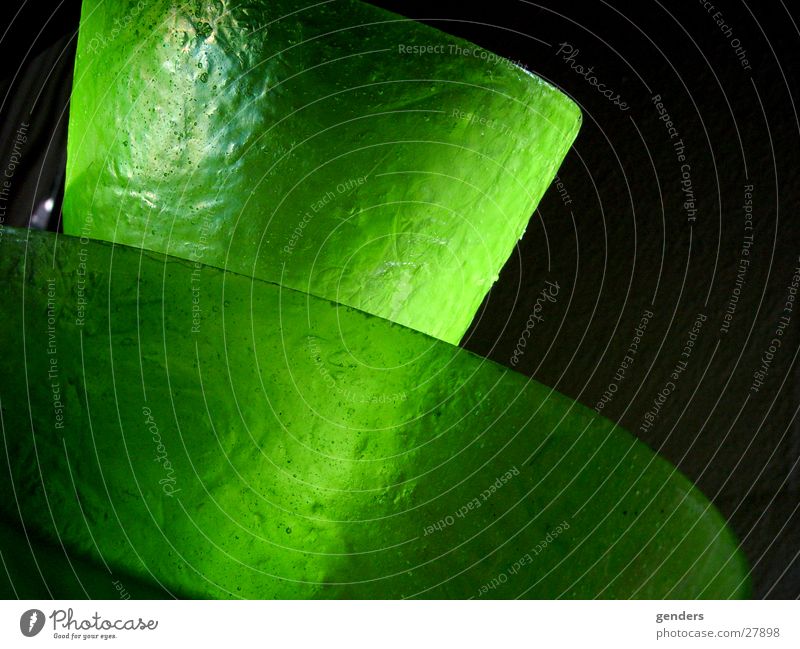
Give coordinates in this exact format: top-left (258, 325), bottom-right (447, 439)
top-left (1, 0), bottom-right (798, 598)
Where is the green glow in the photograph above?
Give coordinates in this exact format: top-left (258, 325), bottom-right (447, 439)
top-left (63, 0), bottom-right (581, 344)
top-left (4, 0), bottom-right (748, 601)
top-left (0, 228), bottom-right (749, 598)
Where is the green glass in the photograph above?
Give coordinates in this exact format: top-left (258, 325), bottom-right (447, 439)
top-left (63, 0), bottom-right (581, 344)
top-left (0, 519), bottom-right (169, 599)
top-left (0, 228), bottom-right (749, 598)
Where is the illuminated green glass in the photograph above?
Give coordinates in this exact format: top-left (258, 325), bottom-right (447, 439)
top-left (0, 228), bottom-right (749, 598)
top-left (63, 0), bottom-right (581, 344)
